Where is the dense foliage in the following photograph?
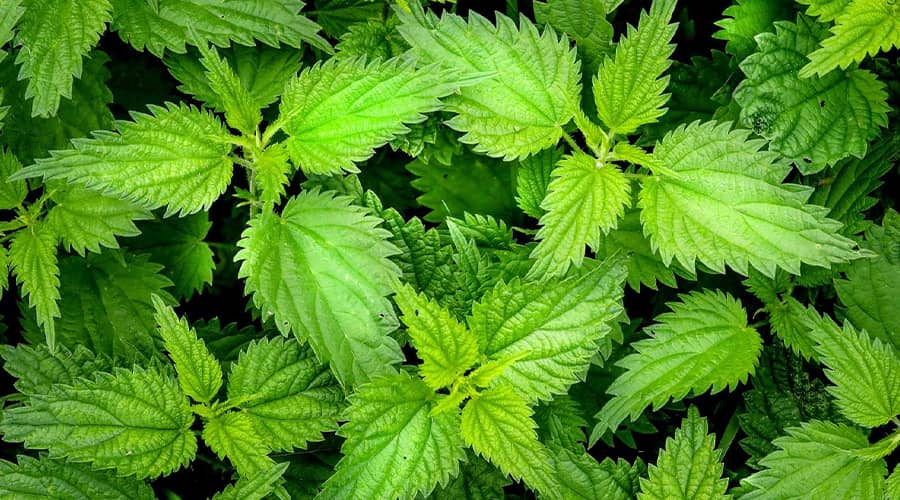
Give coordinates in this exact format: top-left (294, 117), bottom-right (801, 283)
top-left (0, 0), bottom-right (898, 498)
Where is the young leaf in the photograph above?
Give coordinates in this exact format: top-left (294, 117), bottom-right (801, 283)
top-left (13, 0), bottom-right (111, 117)
top-left (397, 4), bottom-right (581, 160)
top-left (469, 256), bottom-right (627, 402)
top-left (320, 372), bottom-right (465, 499)
top-left (152, 296), bottom-right (222, 404)
top-left (810, 319), bottom-right (900, 428)
top-left (13, 102), bottom-right (234, 217)
top-left (741, 421), bottom-right (887, 498)
top-left (529, 152), bottom-right (631, 278)
top-left (212, 462), bottom-right (289, 500)
top-left (592, 0), bottom-right (677, 135)
top-left (227, 337), bottom-right (344, 451)
top-left (0, 455), bottom-right (155, 499)
top-left (202, 411), bottom-right (275, 478)
top-left (252, 143), bottom-right (291, 207)
top-left (639, 407), bottom-right (730, 500)
top-left (394, 284), bottom-right (479, 390)
top-left (0, 367), bottom-right (196, 478)
top-left (734, 16), bottom-right (889, 173)
top-left (235, 190), bottom-right (403, 387)
top-left (639, 120), bottom-right (862, 277)
top-left (9, 224), bottom-right (60, 351)
top-left (277, 57), bottom-right (458, 175)
top-left (592, 290), bottom-right (762, 441)
top-left (800, 0), bottom-right (900, 77)
top-left (461, 385), bottom-right (555, 495)
top-left (195, 41), bottom-right (262, 136)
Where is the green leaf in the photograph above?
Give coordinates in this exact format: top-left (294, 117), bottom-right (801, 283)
top-left (0, 455), bottom-right (155, 499)
top-left (47, 185), bottom-right (153, 257)
top-left (13, 0), bottom-right (111, 117)
top-left (535, 396), bottom-right (588, 449)
top-left (529, 152), bottom-right (631, 278)
top-left (335, 15), bottom-right (408, 61)
top-left (252, 143), bottom-right (291, 207)
top-left (14, 102), bottom-right (234, 217)
top-left (431, 453), bottom-right (511, 500)
top-left (0, 1), bottom-right (22, 64)
top-left (592, 290), bottom-right (762, 441)
top-left (734, 16), bottom-right (889, 173)
top-left (0, 366), bottom-right (196, 479)
top-left (0, 343), bottom-right (110, 396)
top-left (0, 148), bottom-right (27, 210)
top-left (397, 5), bottom-right (581, 160)
top-left (202, 411), bottom-right (275, 477)
top-left (516, 145), bottom-right (562, 219)
top-left (212, 462), bottom-right (289, 500)
top-left (470, 256), bottom-right (627, 402)
top-left (810, 319), bottom-right (900, 428)
top-left (741, 421), bottom-right (887, 498)
top-left (797, 0), bottom-right (852, 21)
top-left (320, 372), bottom-right (465, 499)
top-left (888, 466), bottom-right (900, 500)
top-left (108, 0), bottom-right (330, 57)
top-left (547, 445), bottom-right (639, 500)
top-left (227, 337), bottom-right (344, 451)
top-left (152, 296), bottom-right (222, 404)
top-left (639, 407), bottom-right (730, 500)
top-left (713, 0), bottom-right (794, 60)
top-left (195, 41), bottom-right (262, 136)
top-left (235, 190), bottom-right (403, 387)
top-left (394, 284), bottom-right (479, 390)
top-left (461, 385), bottom-right (555, 495)
top-left (800, 0), bottom-right (900, 77)
top-left (278, 57), bottom-right (457, 175)
top-left (592, 0), bottom-right (677, 135)
top-left (310, 0), bottom-right (383, 38)
top-left (9, 225), bottom-right (60, 351)
top-left (639, 120), bottom-right (862, 277)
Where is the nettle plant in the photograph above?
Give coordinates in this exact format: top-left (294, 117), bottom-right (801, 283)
top-left (0, 0), bottom-right (898, 498)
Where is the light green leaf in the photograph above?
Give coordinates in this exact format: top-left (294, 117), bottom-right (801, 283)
top-left (394, 284), bottom-right (479, 390)
top-left (13, 102), bottom-right (233, 217)
top-left (888, 466), bottom-right (900, 500)
top-left (529, 152), bottom-right (631, 278)
top-left (516, 145), bottom-right (562, 219)
top-left (0, 343), bottom-right (110, 396)
top-left (639, 407), bottom-right (730, 500)
top-left (592, 290), bottom-right (762, 441)
top-left (800, 0), bottom-right (900, 77)
top-left (546, 446), bottom-right (639, 500)
top-left (593, 0), bottom-right (677, 135)
top-left (810, 319), bottom-right (900, 428)
top-left (0, 455), bottom-right (155, 500)
top-left (741, 421), bottom-right (887, 499)
top-left (47, 185), bottom-right (153, 257)
top-left (397, 5), bottom-right (581, 160)
top-left (639, 120), bottom-right (862, 277)
top-left (202, 411), bottom-right (275, 478)
top-left (470, 256), bottom-right (627, 402)
top-left (0, 148), bottom-right (27, 209)
top-left (9, 225), bottom-right (60, 351)
top-left (212, 462), bottom-right (289, 500)
top-left (796, 0), bottom-right (852, 21)
top-left (152, 296), bottom-right (222, 404)
top-left (195, 41), bottom-right (261, 136)
top-left (712, 0), bottom-right (794, 60)
top-left (235, 190), bottom-right (403, 387)
top-left (461, 385), bottom-right (555, 495)
top-left (227, 337), bottom-right (344, 451)
top-left (0, 367), bottom-right (196, 478)
top-left (278, 57), bottom-right (457, 175)
top-left (734, 16), bottom-right (889, 173)
top-left (320, 372), bottom-right (465, 499)
top-left (252, 143), bottom-right (291, 207)
top-left (13, 0), bottom-right (111, 117)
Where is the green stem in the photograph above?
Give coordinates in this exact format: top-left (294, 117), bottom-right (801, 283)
top-left (622, 172), bottom-right (651, 181)
top-left (561, 130), bottom-right (586, 155)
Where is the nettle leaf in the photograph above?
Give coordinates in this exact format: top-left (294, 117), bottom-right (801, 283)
top-left (535, 396), bottom-right (588, 449)
top-left (236, 190), bottom-right (403, 387)
top-left (461, 385), bottom-right (555, 495)
top-left (431, 453), bottom-right (511, 500)
top-left (227, 337), bottom-right (344, 451)
top-left (592, 290), bottom-right (762, 441)
top-left (534, 0), bottom-right (614, 73)
top-left (397, 4), bottom-right (581, 160)
top-left (516, 145), bottom-right (562, 219)
top-left (14, 102), bottom-right (234, 217)
top-left (195, 42), bottom-right (261, 136)
top-left (734, 15), bottom-right (889, 173)
top-left (469, 256), bottom-right (627, 402)
top-left (0, 1), bottom-right (22, 64)
top-left (800, 0), bottom-right (900, 77)
top-left (593, 0), bottom-right (677, 135)
top-left (0, 343), bottom-right (110, 396)
top-left (546, 446), bottom-right (639, 500)
top-left (713, 0), bottom-right (794, 61)
top-left (0, 366), bottom-right (196, 478)
top-left (13, 0), bottom-right (111, 117)
top-left (278, 57), bottom-right (458, 175)
top-left (0, 148), bottom-right (27, 209)
top-left (47, 185), bottom-right (152, 257)
top-left (394, 284), bottom-right (479, 390)
top-left (639, 407), bottom-right (730, 500)
top-left (529, 152), bottom-right (631, 278)
top-left (252, 143), bottom-right (291, 207)
top-left (212, 462), bottom-right (289, 500)
top-left (9, 224), bottom-right (60, 350)
top-left (202, 411), bottom-right (275, 477)
top-left (741, 421), bottom-right (887, 498)
top-left (0, 455), bottom-right (155, 499)
top-left (109, 0), bottom-right (330, 57)
top-left (810, 319), bottom-right (900, 428)
top-left (797, 0), bottom-right (852, 21)
top-left (640, 120), bottom-right (862, 277)
top-left (320, 372), bottom-right (465, 499)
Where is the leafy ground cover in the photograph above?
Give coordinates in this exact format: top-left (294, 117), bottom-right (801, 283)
top-left (0, 0), bottom-right (898, 498)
